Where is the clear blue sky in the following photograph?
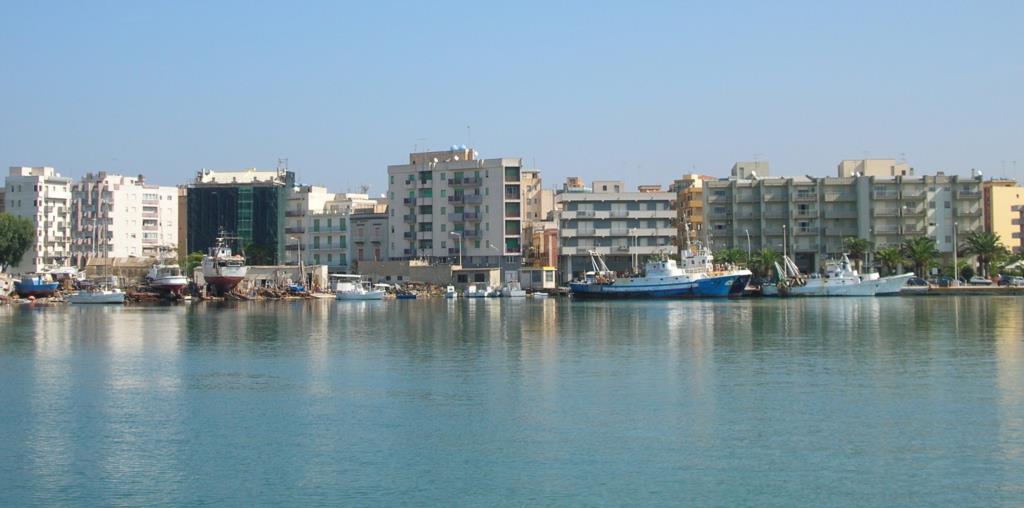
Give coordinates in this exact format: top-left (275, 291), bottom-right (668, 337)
top-left (1, 1), bottom-right (1021, 192)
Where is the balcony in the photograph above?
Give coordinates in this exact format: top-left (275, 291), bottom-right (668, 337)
top-left (902, 207), bottom-right (926, 217)
top-left (955, 208), bottom-right (982, 217)
top-left (448, 213), bottom-right (464, 222)
top-left (875, 225), bottom-right (900, 234)
top-left (403, 197), bottom-right (416, 205)
top-left (285, 209), bottom-right (303, 217)
top-left (795, 227), bottom-right (818, 235)
top-left (793, 193), bottom-right (818, 202)
top-left (872, 209), bottom-right (899, 217)
top-left (465, 194), bottom-right (483, 204)
top-left (872, 191), bottom-right (899, 200)
top-left (463, 230), bottom-right (482, 238)
top-left (824, 210), bottom-right (858, 219)
top-left (403, 231), bottom-right (415, 239)
top-left (575, 210), bottom-right (596, 218)
top-left (448, 176), bottom-right (483, 187)
top-left (463, 211), bottom-right (481, 221)
top-left (825, 228), bottom-right (859, 237)
top-left (448, 195), bottom-right (464, 204)
top-left (794, 209), bottom-right (817, 217)
top-left (955, 190), bottom-right (982, 199)
top-left (285, 226), bottom-right (305, 234)
top-left (609, 210), bottom-right (629, 218)
top-left (824, 192), bottom-right (856, 202)
top-left (403, 214), bottom-right (416, 222)
top-left (418, 179), bottom-right (433, 188)
top-left (902, 190), bottom-right (927, 200)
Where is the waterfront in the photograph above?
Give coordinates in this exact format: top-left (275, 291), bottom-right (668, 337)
top-left (1, 297), bottom-right (1023, 506)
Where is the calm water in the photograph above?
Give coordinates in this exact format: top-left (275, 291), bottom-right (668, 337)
top-left (1, 297), bottom-right (1023, 506)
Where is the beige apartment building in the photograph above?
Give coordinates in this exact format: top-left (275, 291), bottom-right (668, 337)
top-left (982, 179), bottom-right (1024, 252)
top-left (386, 146), bottom-right (526, 272)
top-left (555, 180), bottom-right (676, 281)
top-left (704, 160), bottom-right (984, 272)
top-left (670, 174), bottom-right (713, 249)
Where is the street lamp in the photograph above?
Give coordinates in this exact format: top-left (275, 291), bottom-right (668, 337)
top-left (486, 240), bottom-right (503, 287)
top-left (449, 231), bottom-right (462, 267)
top-left (288, 236), bottom-right (302, 266)
top-left (952, 221), bottom-right (959, 287)
top-left (782, 224), bottom-right (788, 260)
top-left (743, 228), bottom-right (751, 262)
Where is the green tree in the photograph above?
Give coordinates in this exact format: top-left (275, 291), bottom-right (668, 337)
top-left (244, 243), bottom-right (275, 265)
top-left (0, 213), bottom-right (35, 271)
top-left (874, 247), bottom-right (905, 276)
top-left (961, 231), bottom-right (1007, 277)
top-left (184, 252), bottom-right (204, 278)
top-left (842, 237), bottom-right (871, 272)
top-left (750, 248), bottom-right (782, 278)
top-left (901, 237), bottom-right (940, 278)
top-left (713, 248), bottom-right (746, 266)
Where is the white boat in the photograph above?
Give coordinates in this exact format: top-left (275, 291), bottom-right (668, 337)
top-left (333, 274), bottom-right (385, 300)
top-left (464, 284), bottom-right (493, 298)
top-left (770, 254), bottom-right (878, 297)
top-left (860, 271), bottom-right (915, 295)
top-left (202, 233), bottom-right (248, 295)
top-left (499, 281), bottom-right (527, 298)
top-left (444, 285), bottom-right (458, 298)
top-left (528, 291), bottom-right (548, 298)
top-left (147, 263), bottom-right (188, 295)
top-left (67, 276), bottom-right (125, 304)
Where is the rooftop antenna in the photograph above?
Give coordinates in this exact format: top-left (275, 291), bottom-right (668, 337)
top-left (466, 125), bottom-right (472, 147)
top-left (414, 137), bottom-right (428, 154)
top-left (359, 184), bottom-right (370, 194)
top-left (899, 152), bottom-right (907, 163)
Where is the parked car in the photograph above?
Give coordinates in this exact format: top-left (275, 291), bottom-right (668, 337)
top-left (936, 276), bottom-right (967, 287)
top-left (998, 275), bottom-right (1024, 287)
top-left (906, 277), bottom-right (929, 287)
top-left (968, 276), bottom-right (994, 286)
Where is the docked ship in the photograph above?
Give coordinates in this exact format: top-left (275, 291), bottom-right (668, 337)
top-left (147, 262), bottom-right (189, 295)
top-left (201, 235), bottom-right (248, 295)
top-left (763, 254), bottom-right (912, 297)
top-left (569, 248), bottom-right (748, 299)
top-left (14, 273), bottom-right (61, 298)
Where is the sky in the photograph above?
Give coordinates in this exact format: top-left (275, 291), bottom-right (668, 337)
top-left (1, 1), bottom-right (1022, 193)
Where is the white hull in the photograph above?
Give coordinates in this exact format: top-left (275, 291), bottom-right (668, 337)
top-left (149, 275), bottom-right (189, 292)
top-left (869, 273), bottom-right (914, 295)
top-left (336, 290), bottom-right (385, 300)
top-left (67, 291), bottom-right (125, 304)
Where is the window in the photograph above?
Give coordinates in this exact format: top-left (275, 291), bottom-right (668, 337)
top-left (944, 201), bottom-right (951, 209)
top-left (944, 235), bottom-right (952, 243)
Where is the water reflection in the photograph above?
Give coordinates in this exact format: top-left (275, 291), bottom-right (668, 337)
top-left (0, 297), bottom-right (1022, 505)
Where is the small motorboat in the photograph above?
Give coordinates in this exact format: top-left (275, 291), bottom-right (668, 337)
top-left (500, 281), bottom-right (527, 298)
top-left (332, 274), bottom-right (385, 300)
top-left (444, 285), bottom-right (458, 299)
top-left (464, 285), bottom-right (493, 298)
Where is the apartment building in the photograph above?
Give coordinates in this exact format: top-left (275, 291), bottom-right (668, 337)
top-left (555, 180), bottom-right (675, 281)
top-left (670, 174), bottom-right (713, 250)
top-left (349, 207), bottom-right (389, 265)
top-left (704, 161), bottom-right (984, 272)
top-left (186, 168), bottom-right (294, 264)
top-left (0, 188), bottom-right (5, 213)
top-left (297, 191), bottom-right (381, 272)
top-left (982, 179), bottom-right (1024, 252)
top-left (70, 172), bottom-right (178, 265)
top-left (176, 186), bottom-right (188, 257)
top-left (386, 146), bottom-right (525, 270)
top-left (5, 166), bottom-right (72, 273)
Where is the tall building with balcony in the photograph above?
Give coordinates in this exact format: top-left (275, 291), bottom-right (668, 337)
top-left (386, 147), bottom-right (526, 269)
top-left (555, 180), bottom-right (676, 281)
top-left (704, 161), bottom-right (984, 272)
top-left (4, 166), bottom-right (72, 273)
top-left (349, 206), bottom-right (389, 266)
top-left (292, 190), bottom-right (381, 272)
top-left (70, 172), bottom-right (178, 265)
top-left (186, 168), bottom-right (294, 264)
top-left (982, 179), bottom-right (1024, 252)
top-left (670, 174), bottom-right (713, 250)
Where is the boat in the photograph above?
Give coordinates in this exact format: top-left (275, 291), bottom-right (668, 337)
top-left (332, 274), bottom-right (385, 300)
top-left (528, 291), bottom-right (548, 298)
top-left (444, 285), bottom-right (458, 298)
top-left (147, 262), bottom-right (189, 295)
top-left (464, 284), bottom-right (493, 298)
top-left (569, 250), bottom-right (745, 299)
top-left (14, 273), bottom-right (60, 298)
top-left (67, 276), bottom-right (125, 304)
top-left (767, 254), bottom-right (876, 297)
top-left (395, 286), bottom-right (417, 299)
top-left (201, 233), bottom-right (248, 295)
top-left (861, 271), bottom-right (915, 296)
top-left (499, 281), bottom-right (527, 298)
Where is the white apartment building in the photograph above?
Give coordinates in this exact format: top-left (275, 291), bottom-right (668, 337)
top-left (284, 185), bottom-right (381, 272)
top-left (704, 160), bottom-right (984, 272)
top-left (555, 181), bottom-right (676, 281)
top-left (71, 172), bottom-right (178, 264)
top-left (5, 166), bottom-right (73, 273)
top-left (387, 146), bottom-right (526, 270)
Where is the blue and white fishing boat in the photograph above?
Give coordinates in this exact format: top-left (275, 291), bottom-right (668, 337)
top-left (14, 273), bottom-right (61, 298)
top-left (569, 248), bottom-right (749, 299)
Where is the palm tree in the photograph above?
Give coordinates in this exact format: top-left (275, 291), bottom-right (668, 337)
top-left (961, 231), bottom-right (1007, 277)
top-left (750, 248), bottom-right (782, 279)
top-left (713, 248), bottom-right (746, 266)
top-left (874, 247), bottom-right (904, 276)
top-left (842, 237), bottom-right (872, 272)
top-left (901, 237), bottom-right (939, 278)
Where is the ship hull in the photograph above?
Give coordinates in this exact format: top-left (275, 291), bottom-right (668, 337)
top-left (570, 273), bottom-right (740, 299)
top-left (14, 281), bottom-right (60, 298)
top-left (148, 276), bottom-right (189, 295)
top-left (204, 275), bottom-right (245, 294)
